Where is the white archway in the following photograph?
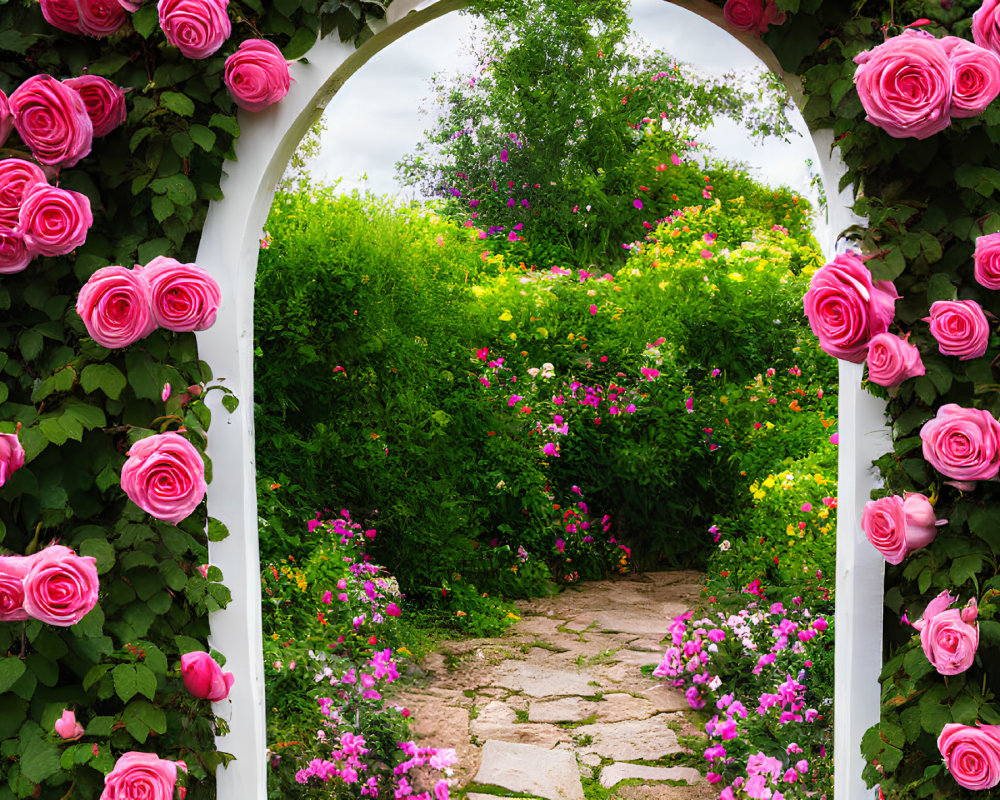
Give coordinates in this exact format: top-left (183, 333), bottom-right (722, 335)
top-left (195, 3), bottom-right (889, 798)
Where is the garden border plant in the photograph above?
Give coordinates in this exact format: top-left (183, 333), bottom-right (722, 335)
top-left (3, 0), bottom-right (998, 799)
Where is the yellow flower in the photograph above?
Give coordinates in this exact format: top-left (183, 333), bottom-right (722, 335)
top-left (763, 476), bottom-right (776, 489)
top-left (506, 612), bottom-right (520, 620)
top-left (499, 310), bottom-right (512, 321)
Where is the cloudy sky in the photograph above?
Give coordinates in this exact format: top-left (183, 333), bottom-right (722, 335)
top-left (310, 0), bottom-right (820, 209)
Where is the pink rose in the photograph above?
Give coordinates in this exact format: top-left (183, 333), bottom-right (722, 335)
top-left (120, 432), bottom-right (207, 524)
top-left (0, 158), bottom-right (48, 233)
top-left (938, 722), bottom-right (1000, 791)
top-left (17, 184), bottom-right (93, 257)
top-left (76, 265), bottom-right (157, 349)
top-left (0, 429), bottom-right (25, 487)
top-left (158, 0), bottom-right (231, 60)
top-left (63, 76), bottom-right (127, 137)
top-left (974, 0), bottom-right (1000, 56)
top-left (942, 37), bottom-right (1000, 117)
top-left (860, 493), bottom-right (944, 564)
top-left (9, 75), bottom-right (93, 168)
top-left (0, 90), bottom-right (12, 147)
top-left (0, 555), bottom-right (30, 622)
top-left (926, 299), bottom-right (990, 360)
top-left (974, 231), bottom-right (1000, 289)
top-left (722, 0), bottom-right (785, 35)
top-left (913, 591), bottom-right (979, 675)
top-left (141, 256), bottom-right (221, 331)
top-left (921, 403), bottom-right (1000, 482)
top-left (55, 709), bottom-right (85, 740)
top-left (180, 650), bottom-right (234, 701)
top-left (101, 751), bottom-right (182, 800)
top-left (0, 235), bottom-right (32, 275)
top-left (866, 332), bottom-right (925, 387)
top-left (802, 252), bottom-right (899, 362)
top-left (224, 39), bottom-right (291, 112)
top-left (39, 0), bottom-right (84, 35)
top-left (853, 30), bottom-right (952, 139)
top-left (22, 545), bottom-right (99, 627)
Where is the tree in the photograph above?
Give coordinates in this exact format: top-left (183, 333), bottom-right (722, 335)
top-left (396, 0), bottom-right (797, 266)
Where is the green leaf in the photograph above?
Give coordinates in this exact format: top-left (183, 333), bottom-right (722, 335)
top-left (151, 195), bottom-right (175, 223)
top-left (113, 663), bottom-right (139, 702)
top-left (284, 26), bottom-right (318, 59)
top-left (950, 555), bottom-right (983, 588)
top-left (189, 124), bottom-right (217, 152)
top-left (171, 131), bottom-right (194, 158)
top-left (19, 731), bottom-right (62, 783)
top-left (83, 664), bottom-right (111, 692)
top-left (129, 126), bottom-right (156, 153)
top-left (138, 238), bottom-right (172, 264)
top-left (80, 538), bottom-right (116, 574)
top-left (132, 4), bottom-right (158, 37)
top-left (207, 517), bottom-right (229, 542)
top-left (927, 273), bottom-right (957, 303)
top-left (951, 692), bottom-right (980, 725)
top-left (0, 657), bottom-right (26, 693)
top-left (85, 716), bottom-right (114, 736)
top-left (19, 329), bottom-right (43, 362)
top-left (160, 91), bottom-right (195, 117)
top-left (208, 113), bottom-right (239, 137)
top-left (134, 664), bottom-right (157, 699)
top-left (221, 393), bottom-right (239, 413)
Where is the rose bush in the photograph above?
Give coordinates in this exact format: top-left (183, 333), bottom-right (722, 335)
top-left (937, 722), bottom-right (1000, 791)
top-left (866, 332), bottom-right (925, 388)
top-left (17, 183), bottom-right (93, 257)
top-left (180, 650), bottom-right (234, 701)
top-left (0, 555), bottom-right (29, 621)
top-left (722, 0), bottom-right (785, 35)
top-left (802, 252), bottom-right (898, 362)
top-left (120, 431), bottom-right (207, 524)
top-left (100, 752), bottom-right (185, 800)
top-left (142, 257), bottom-right (221, 332)
top-left (63, 75), bottom-right (127, 137)
top-left (158, 0), bottom-right (231, 60)
top-left (21, 544), bottom-right (100, 626)
top-left (853, 30), bottom-right (952, 140)
top-left (926, 299), bottom-right (990, 360)
top-left (224, 39), bottom-right (291, 112)
top-left (920, 403), bottom-right (1000, 483)
top-left (76, 265), bottom-right (157, 349)
top-left (8, 73), bottom-right (93, 167)
top-left (861, 493), bottom-right (943, 565)
top-left (912, 591), bottom-right (979, 676)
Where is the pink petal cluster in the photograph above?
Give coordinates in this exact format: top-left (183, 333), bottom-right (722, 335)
top-left (38, 0), bottom-right (135, 37)
top-left (54, 709), bottom-right (84, 740)
top-left (224, 39), bottom-right (292, 112)
top-left (0, 428), bottom-right (25, 488)
top-left (0, 90), bottom-right (12, 146)
top-left (9, 75), bottom-right (93, 168)
top-left (158, 0), bottom-right (231, 60)
top-left (120, 432), bottom-right (207, 524)
top-left (180, 650), bottom-right (234, 701)
top-left (802, 252), bottom-right (898, 362)
top-left (77, 258), bottom-right (221, 349)
top-left (63, 76), bottom-right (127, 137)
top-left (920, 403), bottom-right (1000, 483)
top-left (974, 0), bottom-right (1000, 56)
top-left (865, 332), bottom-right (924, 387)
top-left (938, 722), bottom-right (1000, 791)
top-left (0, 158), bottom-right (48, 274)
top-left (861, 493), bottom-right (945, 564)
top-left (0, 545), bottom-right (99, 626)
top-left (926, 299), bottom-right (990, 360)
top-left (854, 30), bottom-right (1000, 139)
top-left (722, 0), bottom-right (785, 35)
top-left (101, 751), bottom-right (185, 800)
top-left (913, 591), bottom-right (979, 675)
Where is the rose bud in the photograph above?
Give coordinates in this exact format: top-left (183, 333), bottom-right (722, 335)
top-left (180, 650), bottom-right (234, 701)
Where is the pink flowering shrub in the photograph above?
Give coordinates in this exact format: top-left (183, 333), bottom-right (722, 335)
top-left (654, 595), bottom-right (833, 799)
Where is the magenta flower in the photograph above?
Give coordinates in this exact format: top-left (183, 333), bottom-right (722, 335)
top-left (589, 304), bottom-right (597, 315)
top-left (633, 198), bottom-right (643, 210)
top-left (500, 148), bottom-right (508, 163)
top-left (555, 538), bottom-right (565, 553)
top-left (508, 395), bottom-right (522, 407)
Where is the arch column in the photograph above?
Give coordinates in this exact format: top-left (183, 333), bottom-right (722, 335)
top-left (195, 2), bottom-right (463, 797)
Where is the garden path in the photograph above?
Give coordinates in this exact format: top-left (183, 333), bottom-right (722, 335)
top-left (395, 570), bottom-right (716, 800)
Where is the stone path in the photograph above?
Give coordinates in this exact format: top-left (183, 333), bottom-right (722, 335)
top-left (395, 571), bottom-right (717, 800)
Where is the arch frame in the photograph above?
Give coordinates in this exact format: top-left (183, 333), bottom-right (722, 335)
top-left (195, 4), bottom-right (888, 798)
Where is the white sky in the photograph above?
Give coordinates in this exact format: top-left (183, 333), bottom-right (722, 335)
top-left (312, 0), bottom-right (820, 213)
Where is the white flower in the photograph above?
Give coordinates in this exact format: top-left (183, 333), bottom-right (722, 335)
top-left (719, 540), bottom-right (731, 551)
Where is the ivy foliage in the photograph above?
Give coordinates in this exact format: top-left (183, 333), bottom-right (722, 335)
top-left (0, 1), bottom-right (390, 799)
top-left (759, 0), bottom-right (1000, 796)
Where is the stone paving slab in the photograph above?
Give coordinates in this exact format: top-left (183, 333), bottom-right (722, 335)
top-left (473, 740), bottom-right (585, 800)
top-left (574, 716), bottom-right (683, 761)
top-left (489, 661), bottom-right (601, 697)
